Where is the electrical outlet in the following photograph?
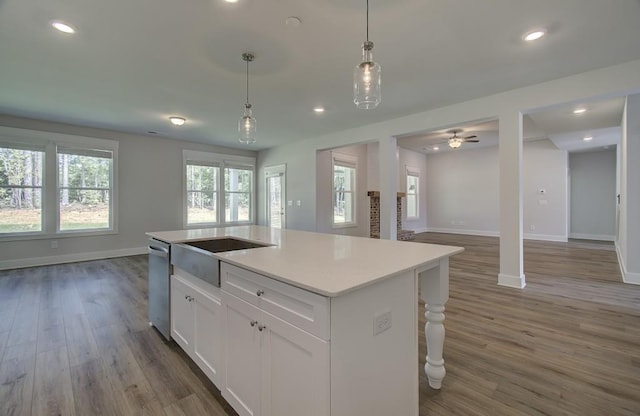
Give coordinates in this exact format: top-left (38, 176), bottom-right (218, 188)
top-left (530, 224), bottom-right (535, 231)
top-left (287, 200), bottom-right (293, 207)
top-left (373, 310), bottom-right (392, 336)
top-left (51, 240), bottom-right (58, 249)
top-left (296, 200), bottom-right (301, 207)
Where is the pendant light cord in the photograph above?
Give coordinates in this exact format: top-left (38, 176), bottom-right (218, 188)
top-left (245, 59), bottom-right (249, 105)
top-left (366, 0), bottom-right (369, 42)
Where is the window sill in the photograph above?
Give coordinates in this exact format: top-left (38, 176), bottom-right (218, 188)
top-left (332, 223), bottom-right (358, 229)
top-left (0, 229), bottom-right (118, 242)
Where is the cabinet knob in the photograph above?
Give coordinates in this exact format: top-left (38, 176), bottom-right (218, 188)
top-left (258, 324), bottom-right (266, 332)
top-left (256, 289), bottom-right (265, 297)
top-left (250, 320), bottom-right (258, 327)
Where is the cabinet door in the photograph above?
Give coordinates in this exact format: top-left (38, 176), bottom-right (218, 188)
top-left (193, 289), bottom-right (223, 388)
top-left (261, 312), bottom-right (330, 416)
top-left (171, 276), bottom-right (194, 351)
top-left (223, 293), bottom-right (262, 416)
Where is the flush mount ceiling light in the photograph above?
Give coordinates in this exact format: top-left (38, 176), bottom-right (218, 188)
top-left (353, 0), bottom-right (381, 109)
top-left (51, 20), bottom-right (76, 34)
top-left (169, 116), bottom-right (186, 126)
top-left (238, 52), bottom-right (257, 144)
top-left (573, 107), bottom-right (588, 114)
top-left (523, 29), bottom-right (545, 41)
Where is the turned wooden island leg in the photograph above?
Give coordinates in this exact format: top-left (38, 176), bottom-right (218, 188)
top-left (419, 257), bottom-right (450, 390)
top-left (424, 303), bottom-right (446, 389)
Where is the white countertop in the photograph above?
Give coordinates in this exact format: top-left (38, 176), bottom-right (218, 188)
top-left (147, 226), bottom-right (463, 297)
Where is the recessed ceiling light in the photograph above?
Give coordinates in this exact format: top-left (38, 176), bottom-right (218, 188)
top-left (224, 0), bottom-right (239, 3)
top-left (523, 29), bottom-right (545, 42)
top-left (169, 116), bottom-right (186, 126)
top-left (51, 20), bottom-right (76, 34)
top-left (433, 146), bottom-right (439, 151)
top-left (573, 107), bottom-right (587, 114)
top-left (286, 16), bottom-right (302, 27)
top-left (583, 136), bottom-right (593, 142)
top-left (313, 106), bottom-right (325, 113)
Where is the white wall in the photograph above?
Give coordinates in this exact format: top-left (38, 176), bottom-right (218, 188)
top-left (423, 139), bottom-right (568, 241)
top-left (0, 115), bottom-right (256, 269)
top-left (315, 144), bottom-right (369, 237)
top-left (426, 146), bottom-right (500, 236)
top-left (569, 149), bottom-right (617, 240)
top-left (617, 94), bottom-right (640, 284)
top-left (523, 140), bottom-right (568, 241)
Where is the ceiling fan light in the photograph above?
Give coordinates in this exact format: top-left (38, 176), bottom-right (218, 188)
top-left (448, 139), bottom-right (462, 149)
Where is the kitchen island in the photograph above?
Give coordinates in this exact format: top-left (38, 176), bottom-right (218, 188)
top-left (147, 226), bottom-right (463, 416)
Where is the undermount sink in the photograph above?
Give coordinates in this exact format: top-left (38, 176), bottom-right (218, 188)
top-left (171, 238), bottom-right (269, 287)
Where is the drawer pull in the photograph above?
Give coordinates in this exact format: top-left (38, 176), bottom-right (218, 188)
top-left (258, 324), bottom-right (266, 332)
top-left (250, 320), bottom-right (258, 327)
top-left (256, 289), bottom-right (265, 297)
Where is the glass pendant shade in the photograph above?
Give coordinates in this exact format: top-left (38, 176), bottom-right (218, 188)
top-left (238, 103), bottom-right (256, 144)
top-left (354, 41), bottom-right (381, 109)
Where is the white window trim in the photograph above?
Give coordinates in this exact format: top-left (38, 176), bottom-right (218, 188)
top-left (331, 151), bottom-right (358, 229)
top-left (0, 126), bottom-right (118, 241)
top-left (182, 150), bottom-right (256, 228)
top-left (405, 166), bottom-right (420, 221)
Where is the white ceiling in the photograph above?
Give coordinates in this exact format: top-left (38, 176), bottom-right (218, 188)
top-left (398, 96), bottom-right (625, 154)
top-left (1, 0), bottom-right (640, 150)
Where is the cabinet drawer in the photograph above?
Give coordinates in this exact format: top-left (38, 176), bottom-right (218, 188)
top-left (221, 262), bottom-right (330, 340)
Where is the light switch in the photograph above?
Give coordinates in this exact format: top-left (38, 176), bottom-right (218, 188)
top-left (287, 200), bottom-right (293, 206)
top-left (296, 200), bottom-right (301, 207)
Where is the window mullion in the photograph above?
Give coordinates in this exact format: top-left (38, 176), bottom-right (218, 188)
top-left (44, 141), bottom-right (57, 234)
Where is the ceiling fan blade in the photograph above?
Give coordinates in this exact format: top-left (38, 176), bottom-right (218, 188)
top-left (462, 135), bottom-right (477, 139)
top-left (463, 139), bottom-right (480, 143)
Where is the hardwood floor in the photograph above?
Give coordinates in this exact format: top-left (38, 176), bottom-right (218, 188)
top-left (0, 233), bottom-right (638, 415)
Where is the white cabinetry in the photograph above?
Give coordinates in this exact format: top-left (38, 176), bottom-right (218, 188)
top-left (170, 270), bottom-right (223, 387)
top-left (221, 263), bottom-right (330, 416)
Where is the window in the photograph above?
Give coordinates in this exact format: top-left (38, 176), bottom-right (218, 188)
top-left (406, 168), bottom-right (419, 220)
top-left (332, 153), bottom-right (357, 227)
top-left (225, 166), bottom-right (252, 223)
top-left (57, 147), bottom-right (113, 231)
top-left (0, 126), bottom-right (118, 239)
top-left (186, 163), bottom-right (219, 225)
top-left (0, 145), bottom-right (44, 233)
top-left (183, 150), bottom-right (255, 227)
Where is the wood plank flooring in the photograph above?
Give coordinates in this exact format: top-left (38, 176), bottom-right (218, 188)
top-left (0, 233), bottom-right (638, 415)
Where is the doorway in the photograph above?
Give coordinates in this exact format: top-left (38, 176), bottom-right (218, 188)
top-left (265, 164), bottom-right (286, 229)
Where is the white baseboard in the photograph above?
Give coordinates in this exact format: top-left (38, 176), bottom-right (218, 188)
top-left (498, 273), bottom-right (526, 289)
top-left (426, 228), bottom-right (500, 237)
top-left (408, 227), bottom-right (429, 234)
top-left (0, 246), bottom-right (148, 271)
top-left (569, 233), bottom-right (615, 242)
top-left (615, 244), bottom-right (640, 285)
top-left (524, 233), bottom-right (568, 242)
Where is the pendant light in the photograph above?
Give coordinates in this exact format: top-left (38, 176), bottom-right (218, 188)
top-left (239, 52), bottom-right (256, 144)
top-left (353, 0), bottom-right (381, 109)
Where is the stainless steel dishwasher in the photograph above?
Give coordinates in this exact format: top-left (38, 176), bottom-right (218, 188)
top-left (148, 238), bottom-right (171, 340)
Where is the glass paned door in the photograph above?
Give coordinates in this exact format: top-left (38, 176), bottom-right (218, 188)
top-left (266, 167), bottom-right (285, 229)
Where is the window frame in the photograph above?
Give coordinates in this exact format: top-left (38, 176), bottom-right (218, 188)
top-left (0, 126), bottom-right (119, 241)
top-left (182, 150), bottom-right (256, 228)
top-left (405, 166), bottom-right (420, 221)
top-left (332, 152), bottom-right (358, 228)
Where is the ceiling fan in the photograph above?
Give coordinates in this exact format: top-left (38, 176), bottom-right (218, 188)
top-left (442, 130), bottom-right (479, 149)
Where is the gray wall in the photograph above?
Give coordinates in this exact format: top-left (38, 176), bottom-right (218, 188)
top-left (569, 150), bottom-right (617, 240)
top-left (423, 140), bottom-right (569, 241)
top-left (0, 115), bottom-right (256, 269)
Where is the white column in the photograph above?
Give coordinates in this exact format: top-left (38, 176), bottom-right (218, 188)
top-left (498, 111), bottom-right (526, 288)
top-left (379, 136), bottom-right (398, 240)
top-left (620, 94), bottom-right (640, 284)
